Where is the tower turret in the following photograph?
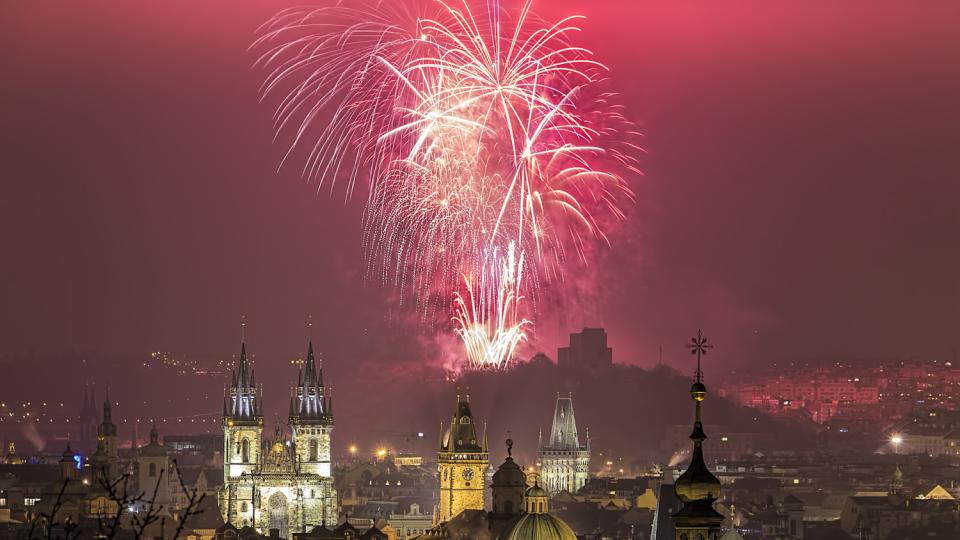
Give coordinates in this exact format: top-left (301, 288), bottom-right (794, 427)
top-left (223, 339), bottom-right (264, 481)
top-left (537, 393), bottom-right (590, 495)
top-left (289, 341), bottom-right (334, 479)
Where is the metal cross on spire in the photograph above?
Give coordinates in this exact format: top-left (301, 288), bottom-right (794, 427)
top-left (307, 314), bottom-right (314, 339)
top-left (241, 315), bottom-right (247, 343)
top-left (687, 329), bottom-right (713, 383)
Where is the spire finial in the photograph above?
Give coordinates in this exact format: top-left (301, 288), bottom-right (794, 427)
top-left (687, 329), bottom-right (713, 383)
top-left (241, 315), bottom-right (247, 343)
top-left (307, 315), bottom-right (313, 340)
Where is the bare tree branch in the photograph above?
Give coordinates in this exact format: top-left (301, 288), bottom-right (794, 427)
top-left (169, 460), bottom-right (206, 540)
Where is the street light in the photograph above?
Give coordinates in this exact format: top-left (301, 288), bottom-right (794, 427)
top-left (890, 434), bottom-right (903, 454)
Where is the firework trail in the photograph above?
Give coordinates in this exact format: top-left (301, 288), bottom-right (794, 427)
top-left (454, 241), bottom-right (530, 370)
top-left (254, 0), bottom-right (638, 370)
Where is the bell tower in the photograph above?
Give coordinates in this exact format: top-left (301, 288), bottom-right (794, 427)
top-left (223, 338), bottom-right (264, 481)
top-left (437, 395), bottom-right (488, 523)
top-left (289, 340), bottom-right (334, 478)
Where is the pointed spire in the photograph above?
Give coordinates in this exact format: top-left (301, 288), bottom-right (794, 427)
top-left (305, 341), bottom-right (316, 381)
top-left (103, 387), bottom-right (112, 422)
top-left (675, 330), bottom-right (721, 505)
top-left (226, 331), bottom-right (259, 421)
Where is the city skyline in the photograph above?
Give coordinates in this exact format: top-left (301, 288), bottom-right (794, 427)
top-left (2, 1), bottom-right (958, 538)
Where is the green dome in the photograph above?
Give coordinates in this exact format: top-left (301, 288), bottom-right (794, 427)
top-left (499, 513), bottom-right (577, 540)
top-left (525, 484), bottom-right (547, 498)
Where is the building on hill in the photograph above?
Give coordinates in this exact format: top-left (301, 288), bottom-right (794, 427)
top-left (557, 328), bottom-right (613, 371)
top-left (219, 339), bottom-right (337, 537)
top-left (437, 395), bottom-right (489, 524)
top-left (537, 393), bottom-right (590, 496)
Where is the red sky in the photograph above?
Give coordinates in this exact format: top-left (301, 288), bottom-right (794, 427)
top-left (1, 0), bottom-right (958, 374)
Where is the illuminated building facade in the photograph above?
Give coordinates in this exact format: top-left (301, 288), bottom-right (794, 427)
top-left (437, 396), bottom-right (489, 523)
top-left (219, 341), bottom-right (336, 537)
top-left (537, 394), bottom-right (590, 496)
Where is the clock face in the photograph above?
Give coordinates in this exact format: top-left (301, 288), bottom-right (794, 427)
top-left (462, 468), bottom-right (475, 481)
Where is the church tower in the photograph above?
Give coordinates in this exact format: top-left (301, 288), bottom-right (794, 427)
top-left (537, 393), bottom-right (590, 495)
top-left (90, 392), bottom-right (119, 482)
top-left (223, 341), bottom-right (263, 481)
top-left (491, 437), bottom-right (526, 536)
top-left (289, 341), bottom-right (333, 478)
top-left (437, 395), bottom-right (488, 523)
top-left (137, 423), bottom-right (170, 507)
top-left (672, 330), bottom-right (724, 540)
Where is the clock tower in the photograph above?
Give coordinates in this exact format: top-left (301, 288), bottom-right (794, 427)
top-left (437, 395), bottom-right (488, 523)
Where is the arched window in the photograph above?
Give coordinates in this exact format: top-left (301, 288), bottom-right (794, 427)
top-left (241, 438), bottom-right (250, 463)
top-left (309, 439), bottom-right (318, 461)
top-left (241, 502), bottom-right (248, 512)
top-left (148, 463), bottom-right (157, 477)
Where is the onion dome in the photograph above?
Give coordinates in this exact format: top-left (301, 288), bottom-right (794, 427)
top-left (673, 379), bottom-right (721, 502)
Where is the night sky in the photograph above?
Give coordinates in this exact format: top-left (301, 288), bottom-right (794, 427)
top-left (2, 0), bottom-right (959, 375)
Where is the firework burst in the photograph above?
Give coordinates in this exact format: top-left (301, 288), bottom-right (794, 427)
top-left (254, 0), bottom-right (638, 370)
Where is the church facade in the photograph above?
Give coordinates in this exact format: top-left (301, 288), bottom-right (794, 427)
top-left (537, 394), bottom-right (590, 496)
top-left (219, 341), bottom-right (337, 537)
